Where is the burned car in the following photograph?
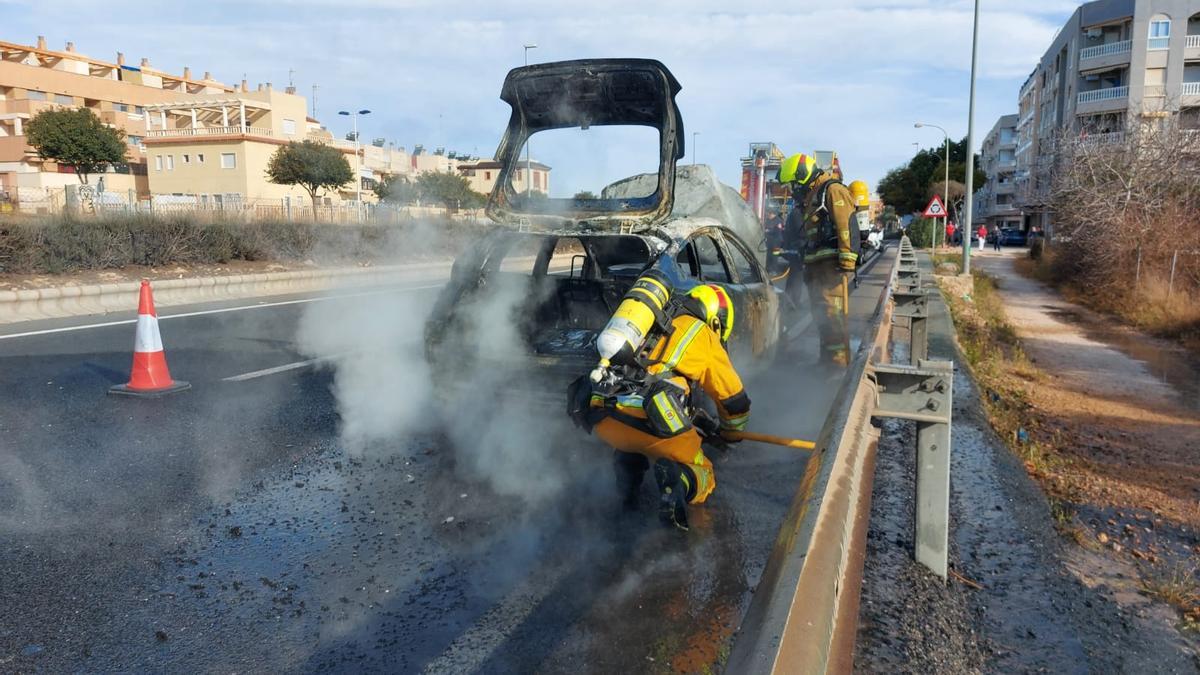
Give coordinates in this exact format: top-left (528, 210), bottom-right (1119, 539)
top-left (424, 59), bottom-right (781, 398)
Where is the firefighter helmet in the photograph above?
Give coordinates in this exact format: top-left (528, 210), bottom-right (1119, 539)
top-left (777, 153), bottom-right (819, 187)
top-left (687, 284), bottom-right (734, 343)
top-left (849, 180), bottom-right (870, 208)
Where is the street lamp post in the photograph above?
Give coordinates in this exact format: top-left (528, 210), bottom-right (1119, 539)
top-left (915, 122), bottom-right (950, 256)
top-left (692, 131), bottom-right (699, 166)
top-left (962, 0), bottom-right (982, 275)
top-left (339, 109), bottom-right (371, 221)
top-left (523, 44), bottom-right (537, 197)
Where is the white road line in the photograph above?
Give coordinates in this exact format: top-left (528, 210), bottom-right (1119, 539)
top-left (0, 283), bottom-right (444, 341)
top-left (221, 358), bottom-right (325, 382)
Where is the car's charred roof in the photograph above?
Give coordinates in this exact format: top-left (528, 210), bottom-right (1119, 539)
top-left (486, 58), bottom-right (685, 231)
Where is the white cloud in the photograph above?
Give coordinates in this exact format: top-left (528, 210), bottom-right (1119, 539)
top-left (4, 0), bottom-right (1075, 192)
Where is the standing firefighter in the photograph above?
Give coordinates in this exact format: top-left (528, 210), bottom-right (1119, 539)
top-left (569, 273), bottom-right (750, 531)
top-left (779, 153), bottom-right (857, 366)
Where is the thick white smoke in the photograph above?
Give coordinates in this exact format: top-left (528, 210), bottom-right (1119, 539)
top-left (296, 227), bottom-right (598, 507)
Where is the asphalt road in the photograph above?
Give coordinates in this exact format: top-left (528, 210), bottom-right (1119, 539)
top-left (0, 247), bottom-right (894, 673)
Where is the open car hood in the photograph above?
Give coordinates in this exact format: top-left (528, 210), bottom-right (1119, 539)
top-left (485, 58), bottom-right (685, 231)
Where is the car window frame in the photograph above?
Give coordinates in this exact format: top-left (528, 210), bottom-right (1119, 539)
top-left (690, 233), bottom-right (734, 284)
top-left (718, 230), bottom-right (765, 285)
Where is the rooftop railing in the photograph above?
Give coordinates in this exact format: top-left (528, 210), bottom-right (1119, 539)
top-left (146, 126), bottom-right (273, 138)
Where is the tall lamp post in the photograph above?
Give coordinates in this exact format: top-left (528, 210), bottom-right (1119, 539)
top-left (523, 43), bottom-right (537, 197)
top-left (692, 131), bottom-right (699, 166)
top-left (339, 108), bottom-right (371, 221)
top-left (962, 0), bottom-right (982, 275)
top-left (915, 122), bottom-right (949, 255)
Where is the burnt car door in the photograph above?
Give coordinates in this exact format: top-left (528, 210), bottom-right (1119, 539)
top-left (714, 229), bottom-right (779, 359)
top-left (675, 231), bottom-right (759, 363)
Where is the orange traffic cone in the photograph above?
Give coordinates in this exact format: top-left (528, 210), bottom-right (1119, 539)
top-left (109, 280), bottom-right (190, 397)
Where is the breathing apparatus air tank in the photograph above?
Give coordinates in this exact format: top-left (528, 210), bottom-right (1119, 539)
top-left (849, 180), bottom-right (872, 234)
top-left (590, 269), bottom-right (672, 383)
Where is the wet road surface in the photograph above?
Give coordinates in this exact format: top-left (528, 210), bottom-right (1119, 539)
top-left (0, 250), bottom-right (894, 672)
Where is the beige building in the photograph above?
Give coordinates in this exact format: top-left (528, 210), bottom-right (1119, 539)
top-left (1, 35), bottom-right (550, 212)
top-left (457, 158), bottom-right (550, 196)
top-left (0, 36), bottom-right (234, 206)
top-left (141, 84), bottom-right (351, 207)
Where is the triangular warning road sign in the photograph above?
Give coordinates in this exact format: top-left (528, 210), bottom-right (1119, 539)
top-left (923, 195), bottom-right (947, 218)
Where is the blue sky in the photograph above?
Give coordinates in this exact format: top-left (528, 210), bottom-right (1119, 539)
top-left (3, 0), bottom-right (1082, 195)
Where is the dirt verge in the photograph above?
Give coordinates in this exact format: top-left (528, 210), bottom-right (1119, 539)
top-left (942, 257), bottom-right (1200, 641)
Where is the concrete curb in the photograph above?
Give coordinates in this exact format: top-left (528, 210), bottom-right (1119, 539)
top-left (0, 261), bottom-right (453, 324)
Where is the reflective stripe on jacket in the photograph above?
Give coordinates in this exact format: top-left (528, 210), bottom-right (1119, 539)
top-left (646, 315), bottom-right (750, 431)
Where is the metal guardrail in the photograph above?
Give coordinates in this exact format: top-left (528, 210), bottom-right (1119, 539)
top-left (727, 236), bottom-right (953, 673)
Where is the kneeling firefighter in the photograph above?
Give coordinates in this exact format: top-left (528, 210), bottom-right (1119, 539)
top-left (779, 153), bottom-right (858, 367)
top-left (568, 271), bottom-right (750, 531)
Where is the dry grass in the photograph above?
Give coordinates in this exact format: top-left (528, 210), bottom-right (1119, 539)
top-left (941, 273), bottom-right (1061, 478)
top-left (1139, 560), bottom-right (1200, 630)
top-left (945, 268), bottom-right (1200, 634)
top-left (1016, 251), bottom-right (1200, 353)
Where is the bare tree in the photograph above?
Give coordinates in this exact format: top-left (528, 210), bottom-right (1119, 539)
top-left (929, 180), bottom-right (967, 223)
top-left (1049, 117), bottom-right (1200, 294)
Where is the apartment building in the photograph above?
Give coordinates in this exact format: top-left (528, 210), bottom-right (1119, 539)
top-left (1015, 0), bottom-right (1200, 232)
top-left (0, 36), bottom-right (234, 203)
top-left (1, 35), bottom-right (551, 210)
top-left (458, 158), bottom-right (551, 196)
top-left (141, 83), bottom-right (347, 207)
top-left (975, 114), bottom-right (1023, 230)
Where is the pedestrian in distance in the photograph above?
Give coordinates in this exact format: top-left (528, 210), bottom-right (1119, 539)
top-left (992, 225), bottom-right (1002, 251)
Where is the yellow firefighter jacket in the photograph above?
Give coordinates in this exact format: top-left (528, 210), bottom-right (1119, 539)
top-left (591, 314), bottom-right (750, 433)
top-left (796, 174), bottom-right (859, 270)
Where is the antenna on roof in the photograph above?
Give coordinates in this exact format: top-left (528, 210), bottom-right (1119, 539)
top-left (312, 84), bottom-right (318, 120)
top-left (288, 68), bottom-right (295, 88)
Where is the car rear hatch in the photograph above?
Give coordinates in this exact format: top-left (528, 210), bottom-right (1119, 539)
top-left (485, 58), bottom-right (685, 232)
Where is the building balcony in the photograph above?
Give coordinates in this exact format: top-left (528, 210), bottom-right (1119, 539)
top-left (1079, 40), bottom-right (1132, 71)
top-left (145, 126), bottom-right (274, 140)
top-left (1083, 131), bottom-right (1125, 146)
top-left (0, 134), bottom-right (35, 159)
top-left (1077, 86), bottom-right (1128, 114)
top-left (1183, 82), bottom-right (1200, 103)
top-left (1187, 34), bottom-right (1200, 59)
top-left (0, 98), bottom-right (57, 117)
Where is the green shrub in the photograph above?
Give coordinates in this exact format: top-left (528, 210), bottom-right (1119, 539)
top-left (0, 213), bottom-right (483, 274)
top-left (907, 217), bottom-right (938, 248)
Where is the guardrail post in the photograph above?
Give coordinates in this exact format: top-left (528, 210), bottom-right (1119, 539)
top-left (869, 359), bottom-right (954, 579)
top-left (892, 289), bottom-right (929, 364)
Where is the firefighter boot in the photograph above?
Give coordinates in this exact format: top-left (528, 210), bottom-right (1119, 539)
top-left (613, 451), bottom-right (650, 510)
top-left (653, 459), bottom-right (695, 531)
